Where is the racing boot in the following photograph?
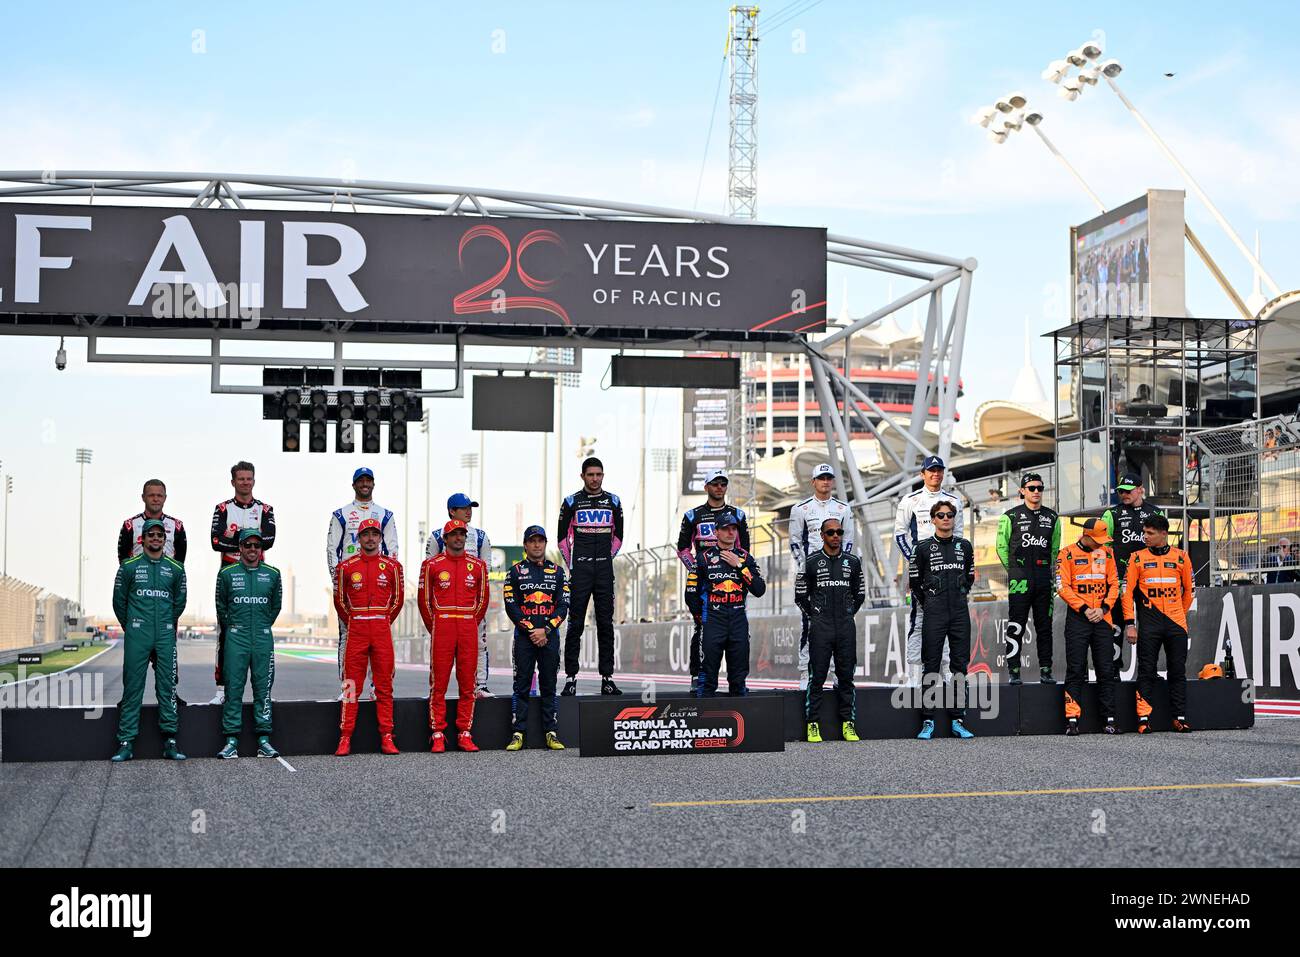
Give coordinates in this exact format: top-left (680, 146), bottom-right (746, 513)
top-left (1102, 718), bottom-right (1119, 735)
top-left (1171, 716), bottom-right (1193, 733)
top-left (379, 733), bottom-right (400, 755)
top-left (1065, 718), bottom-right (1080, 737)
top-left (806, 722), bottom-right (822, 743)
top-left (110, 742), bottom-right (134, 763)
top-left (475, 687), bottom-right (494, 699)
top-left (256, 737), bottom-right (280, 758)
top-left (218, 737), bottom-right (240, 759)
top-left (1040, 666), bottom-right (1056, 685)
top-left (1007, 666), bottom-right (1022, 686)
top-left (208, 686), bottom-right (226, 706)
top-left (505, 732), bottom-right (525, 752)
top-left (430, 732), bottom-right (446, 753)
top-left (950, 719), bottom-right (974, 739)
top-left (600, 677), bottom-right (622, 696)
top-left (161, 738), bottom-right (187, 761)
top-left (841, 722), bottom-right (861, 742)
top-left (334, 735), bottom-right (352, 757)
top-left (917, 719), bottom-right (935, 740)
top-left (545, 732), bottom-right (566, 751)
top-left (560, 676), bottom-right (578, 697)
top-left (1136, 716), bottom-right (1152, 735)
top-left (458, 731), bottom-right (480, 753)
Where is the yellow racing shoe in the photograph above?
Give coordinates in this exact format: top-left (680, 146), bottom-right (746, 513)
top-left (806, 721), bottom-right (822, 743)
top-left (505, 732), bottom-right (524, 752)
top-left (545, 731), bottom-right (566, 750)
top-left (841, 721), bottom-right (860, 742)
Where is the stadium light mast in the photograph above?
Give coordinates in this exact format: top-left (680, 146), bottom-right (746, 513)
top-left (726, 5), bottom-right (760, 219)
top-left (75, 448), bottom-right (93, 613)
top-left (726, 5), bottom-right (761, 512)
top-left (1044, 41), bottom-right (1282, 300)
top-left (981, 92), bottom-right (1254, 320)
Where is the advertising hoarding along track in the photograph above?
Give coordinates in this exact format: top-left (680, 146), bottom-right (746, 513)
top-left (0, 202), bottom-right (826, 337)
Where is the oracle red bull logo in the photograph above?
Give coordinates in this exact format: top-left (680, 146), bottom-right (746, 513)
top-left (522, 590), bottom-right (551, 604)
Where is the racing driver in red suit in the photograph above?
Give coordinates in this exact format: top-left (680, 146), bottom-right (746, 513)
top-left (333, 517), bottom-right (404, 757)
top-left (419, 519), bottom-right (490, 753)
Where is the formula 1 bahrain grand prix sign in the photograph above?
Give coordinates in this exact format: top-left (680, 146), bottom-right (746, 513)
top-left (0, 203), bottom-right (827, 334)
top-left (577, 697), bottom-right (785, 756)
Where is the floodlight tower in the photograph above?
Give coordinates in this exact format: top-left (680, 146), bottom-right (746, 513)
top-left (727, 5), bottom-right (760, 219)
top-left (727, 5), bottom-right (761, 509)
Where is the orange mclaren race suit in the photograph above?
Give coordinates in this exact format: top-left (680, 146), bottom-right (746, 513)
top-left (419, 552), bottom-right (490, 735)
top-left (334, 552), bottom-right (405, 736)
top-left (1055, 542), bottom-right (1119, 723)
top-left (1123, 545), bottom-right (1195, 720)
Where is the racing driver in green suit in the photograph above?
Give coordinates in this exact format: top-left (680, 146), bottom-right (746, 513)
top-left (215, 528), bottom-right (283, 759)
top-left (111, 518), bottom-right (188, 761)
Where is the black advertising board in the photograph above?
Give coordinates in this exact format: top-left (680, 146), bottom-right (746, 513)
top-left (0, 203), bottom-right (826, 335)
top-left (578, 695), bottom-right (785, 756)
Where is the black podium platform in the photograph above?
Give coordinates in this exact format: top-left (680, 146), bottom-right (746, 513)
top-left (0, 679), bottom-right (1254, 761)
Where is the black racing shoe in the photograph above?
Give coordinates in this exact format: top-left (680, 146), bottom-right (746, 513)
top-left (600, 678), bottom-right (623, 696)
top-left (1040, 666), bottom-right (1056, 685)
top-left (1137, 716), bottom-right (1152, 735)
top-left (1007, 666), bottom-right (1022, 686)
top-left (1065, 718), bottom-right (1080, 736)
top-left (560, 676), bottom-right (578, 697)
top-left (1102, 718), bottom-right (1119, 735)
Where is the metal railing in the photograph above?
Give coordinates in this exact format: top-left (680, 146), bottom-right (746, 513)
top-left (1190, 415), bottom-right (1300, 583)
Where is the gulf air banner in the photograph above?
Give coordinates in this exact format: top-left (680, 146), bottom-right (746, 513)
top-left (0, 202), bottom-right (827, 333)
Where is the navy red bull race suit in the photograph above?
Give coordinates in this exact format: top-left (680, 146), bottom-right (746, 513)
top-left (503, 557), bottom-right (570, 734)
top-left (676, 503), bottom-right (749, 681)
top-left (686, 545), bottom-right (766, 696)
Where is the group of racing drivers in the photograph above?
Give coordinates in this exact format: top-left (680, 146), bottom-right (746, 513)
top-left (107, 448), bottom-right (1197, 760)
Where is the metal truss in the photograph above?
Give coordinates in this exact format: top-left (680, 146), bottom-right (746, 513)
top-left (0, 171), bottom-right (976, 580)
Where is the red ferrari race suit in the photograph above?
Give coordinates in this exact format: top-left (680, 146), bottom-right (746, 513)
top-left (419, 552), bottom-right (489, 735)
top-left (334, 552), bottom-right (405, 735)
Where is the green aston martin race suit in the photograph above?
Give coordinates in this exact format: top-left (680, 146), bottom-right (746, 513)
top-left (215, 561), bottom-right (282, 736)
top-left (113, 554), bottom-right (187, 743)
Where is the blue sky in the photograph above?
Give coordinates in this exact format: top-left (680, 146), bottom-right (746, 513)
top-left (2, 1), bottom-right (1296, 615)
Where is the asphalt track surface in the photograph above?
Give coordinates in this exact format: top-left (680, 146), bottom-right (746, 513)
top-left (3, 657), bottom-right (1298, 865)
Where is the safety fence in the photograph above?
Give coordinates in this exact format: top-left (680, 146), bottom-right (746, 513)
top-left (1189, 415), bottom-right (1300, 584)
top-left (0, 577), bottom-right (79, 653)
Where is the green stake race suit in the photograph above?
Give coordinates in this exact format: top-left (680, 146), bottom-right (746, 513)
top-left (113, 554), bottom-right (187, 743)
top-left (215, 561), bottom-right (283, 736)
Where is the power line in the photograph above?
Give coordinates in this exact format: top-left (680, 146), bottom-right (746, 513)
top-left (759, 0), bottom-right (825, 39)
top-left (693, 54), bottom-right (727, 211)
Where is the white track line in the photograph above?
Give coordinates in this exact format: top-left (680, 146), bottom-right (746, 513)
top-left (276, 756), bottom-right (297, 773)
top-left (0, 640), bottom-right (119, 688)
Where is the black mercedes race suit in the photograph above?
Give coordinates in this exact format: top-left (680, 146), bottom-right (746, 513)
top-left (996, 504), bottom-right (1060, 674)
top-left (557, 488), bottom-right (624, 679)
top-left (1102, 500), bottom-right (1164, 636)
top-left (795, 550), bottom-right (865, 722)
top-left (909, 536), bottom-right (974, 721)
top-left (676, 503), bottom-right (749, 679)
